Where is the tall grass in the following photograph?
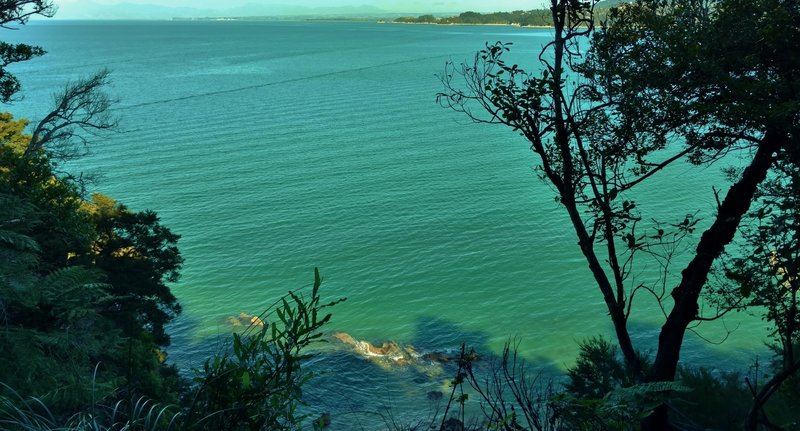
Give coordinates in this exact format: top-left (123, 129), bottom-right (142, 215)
top-left (0, 383), bottom-right (180, 431)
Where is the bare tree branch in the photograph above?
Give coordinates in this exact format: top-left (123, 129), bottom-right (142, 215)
top-left (24, 69), bottom-right (118, 162)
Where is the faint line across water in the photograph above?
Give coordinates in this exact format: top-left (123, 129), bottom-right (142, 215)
top-left (114, 52), bottom-right (471, 112)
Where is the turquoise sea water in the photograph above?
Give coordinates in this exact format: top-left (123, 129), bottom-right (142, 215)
top-left (6, 20), bottom-right (768, 426)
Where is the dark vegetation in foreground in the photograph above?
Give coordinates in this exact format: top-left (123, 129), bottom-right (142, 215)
top-left (2, 0), bottom-right (800, 430)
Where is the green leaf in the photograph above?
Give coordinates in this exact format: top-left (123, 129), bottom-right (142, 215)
top-left (241, 370), bottom-right (251, 389)
top-left (313, 267), bottom-right (321, 299)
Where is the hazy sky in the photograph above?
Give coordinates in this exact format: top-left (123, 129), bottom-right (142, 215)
top-left (53, 0), bottom-right (553, 18)
top-left (55, 0), bottom-right (551, 10)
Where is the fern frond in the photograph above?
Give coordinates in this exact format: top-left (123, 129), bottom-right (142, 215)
top-left (0, 230), bottom-right (40, 253)
top-left (41, 266), bottom-right (100, 292)
top-left (40, 267), bottom-right (109, 313)
top-left (601, 381), bottom-right (692, 419)
top-left (607, 381), bottom-right (692, 399)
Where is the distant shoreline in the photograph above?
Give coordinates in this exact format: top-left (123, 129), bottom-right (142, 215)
top-left (379, 20), bottom-right (553, 29)
top-left (168, 9), bottom-right (562, 27)
top-left (168, 16), bottom-right (555, 28)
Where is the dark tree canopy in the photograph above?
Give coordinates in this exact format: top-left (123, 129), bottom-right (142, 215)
top-left (0, 114), bottom-right (183, 408)
top-left (440, 0), bottom-right (799, 428)
top-left (589, 0), bottom-right (799, 387)
top-left (85, 194), bottom-right (183, 346)
top-left (0, 1), bottom-right (55, 103)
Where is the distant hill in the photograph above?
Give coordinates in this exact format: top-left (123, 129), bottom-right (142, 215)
top-left (596, 0), bottom-right (633, 8)
top-left (394, 10), bottom-right (553, 27)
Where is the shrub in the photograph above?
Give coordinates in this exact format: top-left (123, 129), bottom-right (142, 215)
top-left (184, 268), bottom-right (344, 430)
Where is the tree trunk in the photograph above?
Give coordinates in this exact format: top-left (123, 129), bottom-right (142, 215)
top-left (563, 198), bottom-right (641, 377)
top-left (745, 358), bottom-right (800, 431)
top-left (642, 130), bottom-right (784, 430)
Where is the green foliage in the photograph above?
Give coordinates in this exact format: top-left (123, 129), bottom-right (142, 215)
top-left (0, 184), bottom-right (119, 410)
top-left (585, 0), bottom-right (800, 162)
top-left (83, 193), bottom-right (183, 347)
top-left (0, 141), bottom-right (94, 270)
top-left (558, 381), bottom-right (691, 431)
top-left (711, 140), bottom-right (800, 428)
top-left (673, 368), bottom-right (750, 430)
top-left (600, 381), bottom-right (691, 425)
top-left (0, 0), bottom-right (168, 416)
top-left (186, 268), bottom-right (344, 430)
top-left (759, 370), bottom-right (800, 429)
top-left (0, 2), bottom-right (55, 102)
top-left (0, 113), bottom-right (182, 414)
top-left (565, 337), bottom-right (641, 400)
top-left (722, 158), bottom-right (800, 370)
top-left (563, 343), bottom-right (784, 430)
top-left (0, 383), bottom-right (182, 431)
top-left (560, 338), bottom-right (655, 430)
top-left (0, 269), bottom-right (340, 431)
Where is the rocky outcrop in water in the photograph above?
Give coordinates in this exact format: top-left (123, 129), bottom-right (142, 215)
top-left (226, 312), bottom-right (265, 327)
top-left (330, 331), bottom-right (474, 379)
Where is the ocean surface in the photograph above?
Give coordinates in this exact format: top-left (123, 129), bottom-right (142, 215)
top-left (6, 20), bottom-right (767, 427)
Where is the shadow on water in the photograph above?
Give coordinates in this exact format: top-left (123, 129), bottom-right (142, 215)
top-left (626, 319), bottom-right (769, 372)
top-left (166, 305), bottom-right (767, 430)
top-left (304, 315), bottom-right (564, 430)
top-left (164, 312), bottom-right (236, 373)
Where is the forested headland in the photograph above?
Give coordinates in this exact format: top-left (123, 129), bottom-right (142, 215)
top-left (392, 10), bottom-right (555, 27)
top-left (391, 1), bottom-right (622, 27)
top-left (2, 0), bottom-right (800, 430)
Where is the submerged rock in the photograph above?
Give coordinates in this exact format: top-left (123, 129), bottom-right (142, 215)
top-left (330, 332), bottom-right (474, 379)
top-left (427, 390), bottom-right (444, 402)
top-left (226, 312), bottom-right (265, 328)
top-left (332, 332), bottom-right (419, 364)
top-left (422, 351), bottom-right (455, 363)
